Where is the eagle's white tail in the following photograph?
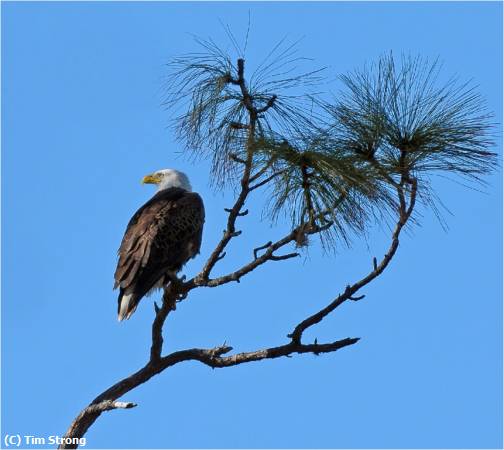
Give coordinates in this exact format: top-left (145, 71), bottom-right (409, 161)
top-left (118, 292), bottom-right (134, 321)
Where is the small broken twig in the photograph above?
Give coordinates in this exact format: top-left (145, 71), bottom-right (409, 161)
top-left (269, 252), bottom-right (300, 261)
top-left (253, 241), bottom-right (273, 259)
top-left (224, 208), bottom-right (249, 216)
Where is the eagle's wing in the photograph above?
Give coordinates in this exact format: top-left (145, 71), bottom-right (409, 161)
top-left (114, 189), bottom-right (204, 299)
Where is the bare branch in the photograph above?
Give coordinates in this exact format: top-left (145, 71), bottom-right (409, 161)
top-left (257, 94), bottom-right (277, 114)
top-left (301, 163), bottom-right (315, 226)
top-left (58, 400), bottom-right (138, 449)
top-left (58, 338), bottom-right (358, 448)
top-left (192, 337), bottom-right (359, 368)
top-left (229, 121), bottom-right (250, 130)
top-left (269, 252), bottom-right (300, 261)
top-left (192, 228), bottom-right (299, 288)
top-left (150, 285), bottom-right (178, 361)
top-left (405, 178), bottom-right (418, 218)
top-left (288, 176), bottom-right (418, 344)
top-left (236, 58), bottom-right (254, 113)
top-left (229, 153), bottom-right (247, 164)
top-left (186, 217), bottom-right (331, 292)
top-left (111, 401), bottom-right (137, 409)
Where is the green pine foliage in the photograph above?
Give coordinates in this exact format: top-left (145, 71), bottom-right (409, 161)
top-left (165, 40), bottom-right (496, 251)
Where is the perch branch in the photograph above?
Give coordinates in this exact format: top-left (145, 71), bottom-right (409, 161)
top-left (150, 283), bottom-right (180, 361)
top-left (59, 338), bottom-right (358, 449)
top-left (60, 169), bottom-right (416, 450)
top-left (59, 55), bottom-right (423, 450)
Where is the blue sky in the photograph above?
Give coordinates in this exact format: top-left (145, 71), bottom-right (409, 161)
top-left (2, 2), bottom-right (502, 449)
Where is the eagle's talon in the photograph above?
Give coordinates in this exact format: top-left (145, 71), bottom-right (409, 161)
top-left (176, 292), bottom-right (188, 302)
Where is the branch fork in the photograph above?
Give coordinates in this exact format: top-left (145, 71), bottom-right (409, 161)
top-left (253, 241), bottom-right (273, 259)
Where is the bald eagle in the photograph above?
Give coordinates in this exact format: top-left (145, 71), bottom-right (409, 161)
top-left (114, 169), bottom-right (205, 321)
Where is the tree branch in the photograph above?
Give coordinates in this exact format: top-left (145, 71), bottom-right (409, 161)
top-left (256, 94), bottom-right (277, 114)
top-left (288, 175), bottom-right (417, 344)
top-left (301, 162), bottom-right (315, 226)
top-left (60, 164), bottom-right (417, 450)
top-left (249, 157), bottom-right (276, 182)
top-left (150, 285), bottom-right (178, 361)
top-left (229, 121), bottom-right (250, 130)
top-left (188, 228), bottom-right (299, 288)
top-left (252, 241), bottom-right (271, 259)
top-left (59, 54), bottom-right (424, 450)
top-left (229, 153), bottom-right (247, 164)
top-left (59, 337), bottom-right (358, 449)
top-left (269, 252), bottom-right (300, 261)
top-left (185, 212), bottom-right (340, 292)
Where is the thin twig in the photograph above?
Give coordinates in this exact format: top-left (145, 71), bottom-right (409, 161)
top-left (249, 158), bottom-right (276, 182)
top-left (229, 154), bottom-right (247, 164)
top-left (301, 163), bottom-right (315, 226)
top-left (253, 241), bottom-right (273, 259)
top-left (224, 208), bottom-right (249, 216)
top-left (269, 252), bottom-right (300, 261)
top-left (257, 95), bottom-right (277, 114)
top-left (250, 170), bottom-right (286, 191)
top-left (229, 121), bottom-right (250, 130)
top-left (189, 228), bottom-right (299, 288)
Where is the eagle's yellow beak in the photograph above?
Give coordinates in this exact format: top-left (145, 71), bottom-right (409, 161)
top-left (142, 174), bottom-right (161, 185)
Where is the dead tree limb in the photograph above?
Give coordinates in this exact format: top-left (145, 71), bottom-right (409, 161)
top-left (59, 337), bottom-right (358, 449)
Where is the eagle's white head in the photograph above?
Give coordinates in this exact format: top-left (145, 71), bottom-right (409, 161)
top-left (142, 169), bottom-right (192, 192)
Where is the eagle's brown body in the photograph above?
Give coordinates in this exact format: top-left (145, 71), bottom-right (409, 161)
top-left (114, 187), bottom-right (204, 320)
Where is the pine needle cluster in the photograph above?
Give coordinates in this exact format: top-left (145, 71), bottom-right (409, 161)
top-left (165, 40), bottom-right (496, 251)
top-left (322, 54), bottom-right (497, 223)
